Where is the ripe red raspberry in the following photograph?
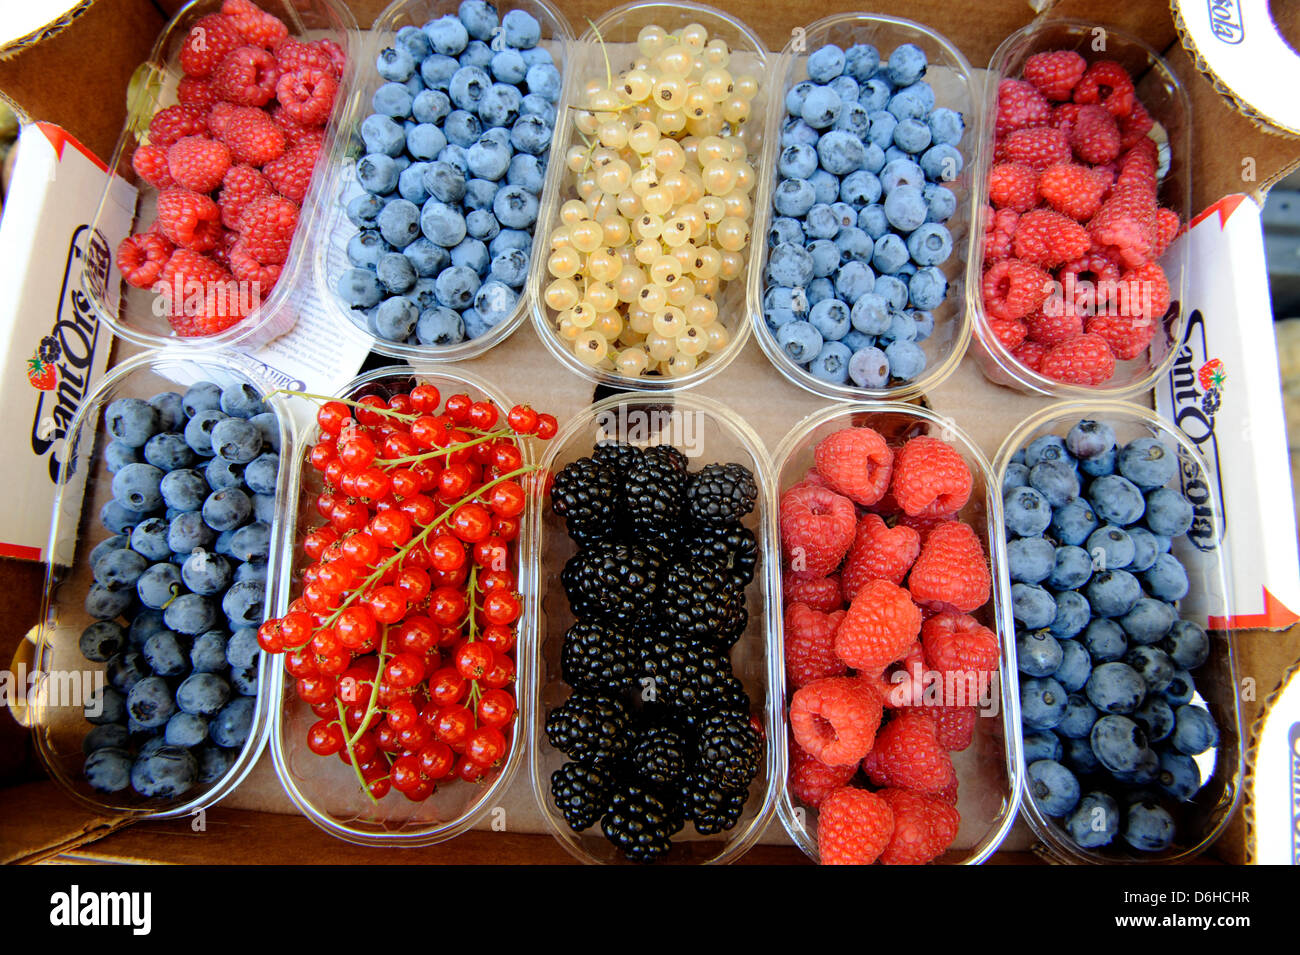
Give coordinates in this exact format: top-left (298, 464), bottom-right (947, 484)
top-left (834, 578), bottom-right (921, 676)
top-left (1013, 339), bottom-right (1048, 373)
top-left (1073, 60), bottom-right (1136, 118)
top-left (788, 743), bottom-right (855, 809)
top-left (995, 79), bottom-right (1051, 138)
top-left (1026, 300), bottom-right (1084, 346)
top-left (929, 704), bottom-right (978, 751)
top-left (1153, 207), bottom-right (1181, 258)
top-left (1070, 104), bottom-right (1120, 164)
top-left (783, 572), bottom-right (843, 614)
top-left (890, 436), bottom-right (973, 518)
top-left (210, 227), bottom-right (238, 271)
top-left (1114, 261), bottom-right (1170, 322)
top-left (131, 144), bottom-right (174, 188)
top-left (314, 38), bottom-right (347, 76)
top-left (784, 602), bottom-right (847, 690)
top-left (212, 45), bottom-right (280, 107)
top-left (921, 612), bottom-right (999, 696)
top-left (988, 162), bottom-right (1039, 212)
top-left (1119, 98), bottom-right (1154, 151)
top-left (908, 521), bottom-right (990, 615)
top-left (1117, 138), bottom-right (1159, 195)
top-left (148, 104), bottom-right (208, 148)
top-left (205, 101), bottom-right (240, 139)
top-left (117, 232), bottom-right (175, 289)
top-left (1089, 184), bottom-right (1157, 269)
top-left (877, 787), bottom-right (960, 865)
top-left (987, 316), bottom-right (1027, 351)
top-left (813, 427), bottom-right (893, 506)
top-left (218, 163), bottom-right (274, 230)
top-left (818, 787), bottom-right (895, 866)
top-left (1086, 314), bottom-right (1155, 361)
top-left (789, 676), bottom-right (883, 766)
top-left (276, 67), bottom-right (338, 127)
top-left (274, 37), bottom-right (341, 78)
top-left (159, 249), bottom-right (242, 336)
top-left (178, 76), bottom-right (220, 111)
top-left (1038, 162), bottom-right (1107, 221)
top-left (179, 13), bottom-right (247, 78)
top-left (166, 135), bottom-right (231, 193)
top-left (1059, 250), bottom-right (1122, 308)
top-left (982, 258), bottom-right (1052, 320)
top-left (156, 188), bottom-right (222, 251)
top-left (1050, 101), bottom-right (1083, 140)
top-left (998, 126), bottom-right (1070, 170)
top-left (935, 776), bottom-right (959, 806)
top-left (897, 509), bottom-right (958, 546)
top-left (1023, 49), bottom-right (1086, 101)
top-left (779, 484), bottom-right (856, 579)
top-left (262, 142), bottom-right (318, 202)
top-left (1040, 333), bottom-right (1117, 385)
top-left (221, 0), bottom-right (288, 49)
top-left (237, 195), bottom-right (299, 265)
top-left (862, 710), bottom-right (955, 794)
top-left (215, 106), bottom-right (287, 166)
top-left (1012, 208), bottom-right (1090, 268)
top-left (841, 513), bottom-right (921, 600)
top-left (229, 239), bottom-right (283, 294)
top-left (983, 207), bottom-right (1019, 263)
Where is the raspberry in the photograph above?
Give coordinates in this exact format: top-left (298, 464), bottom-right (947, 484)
top-left (998, 126), bottom-right (1070, 170)
top-left (179, 13), bottom-right (247, 78)
top-left (274, 37), bottom-right (341, 77)
top-left (229, 239), bottom-right (283, 293)
top-left (1073, 60), bottom-right (1136, 118)
top-left (262, 142), bottom-right (318, 202)
top-left (237, 195), bottom-right (298, 265)
top-left (861, 710), bottom-right (955, 794)
top-left (1119, 98), bottom-right (1154, 151)
top-left (784, 602), bottom-right (847, 690)
top-left (988, 162), bottom-right (1039, 212)
top-left (1117, 138), bottom-right (1159, 196)
top-left (148, 104), bottom-right (208, 148)
top-left (1050, 101), bottom-right (1083, 140)
top-left (981, 257), bottom-right (1051, 321)
top-left (1069, 104), bottom-right (1120, 164)
top-left (131, 144), bottom-right (174, 188)
top-left (166, 135), bottom-right (231, 193)
top-left (879, 642), bottom-right (925, 707)
top-left (984, 207), bottom-right (1019, 263)
top-left (921, 612), bottom-right (999, 696)
top-left (788, 743), bottom-right (855, 809)
top-left (1114, 261), bottom-right (1170, 322)
top-left (890, 436), bottom-right (973, 518)
top-left (987, 316), bottom-right (1027, 351)
top-left (789, 676), bottom-right (883, 766)
top-left (1023, 50), bottom-right (1086, 101)
top-left (1012, 208), bottom-right (1090, 268)
top-left (276, 67), bottom-right (338, 127)
top-left (218, 106), bottom-right (287, 165)
top-left (205, 101), bottom-right (240, 139)
top-left (1059, 250), bottom-right (1122, 307)
top-left (834, 579), bottom-right (921, 675)
top-left (177, 76), bottom-right (220, 111)
top-left (783, 572), bottom-right (843, 614)
top-left (841, 513), bottom-right (921, 600)
top-left (1038, 162), bottom-right (1107, 221)
top-left (896, 509), bottom-right (958, 545)
top-left (212, 45), bottom-right (280, 107)
top-left (1013, 339), bottom-right (1048, 373)
top-left (314, 38), bottom-right (347, 76)
top-left (908, 521), bottom-right (990, 614)
top-left (1089, 184), bottom-right (1157, 269)
top-left (877, 787), bottom-right (960, 865)
top-left (779, 485), bottom-right (856, 579)
top-left (116, 232), bottom-right (174, 289)
top-left (934, 777), bottom-right (959, 806)
top-left (159, 249), bottom-right (242, 336)
top-left (1086, 314), bottom-right (1154, 361)
top-left (995, 79), bottom-right (1051, 138)
top-left (1153, 208), bottom-right (1181, 258)
top-left (813, 427), bottom-right (893, 506)
top-left (221, 0), bottom-right (288, 49)
top-left (210, 227), bottom-right (238, 271)
top-left (218, 163), bottom-right (274, 230)
top-left (929, 704), bottom-right (978, 751)
top-left (1026, 300), bottom-right (1084, 346)
top-left (1040, 333), bottom-right (1116, 385)
top-left (156, 188), bottom-right (222, 251)
top-left (818, 787), bottom-right (894, 866)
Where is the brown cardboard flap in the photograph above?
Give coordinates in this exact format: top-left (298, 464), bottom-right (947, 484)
top-left (0, 779), bottom-right (132, 864)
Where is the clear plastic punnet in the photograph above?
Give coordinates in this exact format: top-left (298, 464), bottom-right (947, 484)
top-left (993, 401), bottom-right (1242, 864)
top-left (771, 403), bottom-right (1023, 864)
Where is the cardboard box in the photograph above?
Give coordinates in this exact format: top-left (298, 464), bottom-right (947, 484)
top-left (1, 0), bottom-right (1299, 865)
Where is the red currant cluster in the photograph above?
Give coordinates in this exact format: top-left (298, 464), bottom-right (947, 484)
top-left (258, 384), bottom-right (557, 802)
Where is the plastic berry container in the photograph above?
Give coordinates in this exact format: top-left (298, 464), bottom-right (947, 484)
top-left (968, 18), bottom-right (1192, 399)
top-left (526, 1), bottom-right (771, 392)
top-left (749, 15), bottom-right (979, 402)
top-left (83, 0), bottom-right (360, 351)
top-left (36, 349), bottom-right (297, 818)
top-left (311, 0), bottom-right (576, 361)
top-left (267, 365), bottom-right (535, 847)
top-left (527, 391), bottom-right (781, 863)
top-left (770, 403), bottom-right (1023, 864)
top-left (992, 401), bottom-right (1242, 864)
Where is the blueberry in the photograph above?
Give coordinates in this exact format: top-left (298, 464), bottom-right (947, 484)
top-left (807, 44), bottom-right (846, 84)
top-left (1119, 437), bottom-right (1178, 489)
top-left (222, 580), bottom-right (265, 630)
top-left (888, 82), bottom-right (934, 121)
top-left (884, 340), bottom-right (926, 381)
top-left (137, 561), bottom-right (182, 609)
top-left (1086, 661), bottom-right (1146, 714)
top-left (202, 488), bottom-right (252, 533)
top-left (143, 629), bottom-right (190, 677)
top-left (906, 222), bottom-right (952, 266)
top-left (179, 383), bottom-right (221, 420)
top-left (927, 107), bottom-right (965, 146)
top-left (241, 454), bottom-right (278, 497)
top-left (492, 184), bottom-right (538, 229)
top-left (417, 306), bottom-right (465, 345)
top-left (209, 696), bottom-right (256, 749)
top-left (466, 209), bottom-right (501, 243)
top-left (1082, 618), bottom-right (1127, 663)
top-left (1002, 463), bottom-right (1030, 494)
top-left (1024, 731), bottom-right (1063, 764)
top-left (106, 650), bottom-right (150, 694)
top-left (1155, 749), bottom-right (1200, 802)
top-left (209, 417), bottom-right (263, 465)
top-left (84, 680), bottom-right (126, 726)
top-left (1050, 497), bottom-right (1099, 546)
top-left (106, 398), bottom-right (160, 447)
top-left (1065, 419), bottom-right (1115, 460)
top-left (1086, 525), bottom-right (1134, 571)
top-left (1062, 736), bottom-right (1103, 776)
top-left (1090, 713), bottom-right (1149, 773)
top-left (90, 535), bottom-right (129, 575)
top-left (252, 495), bottom-right (275, 525)
top-left (807, 277), bottom-right (836, 305)
top-left (815, 129), bottom-right (866, 176)
top-left (104, 441), bottom-right (140, 474)
top-left (181, 549), bottom-right (231, 596)
top-left (1081, 446), bottom-right (1117, 477)
top-left (231, 665), bottom-right (258, 696)
top-left (473, 279), bottom-right (518, 326)
top-left (347, 229), bottom-right (385, 270)
top-left (809, 341), bottom-right (852, 384)
top-left (884, 185), bottom-right (926, 232)
top-left (377, 198), bottom-right (422, 249)
top-left (229, 522), bottom-right (271, 563)
top-left (905, 266), bottom-right (946, 311)
top-left (1028, 759), bottom-right (1080, 816)
top-left (1018, 629), bottom-right (1064, 677)
top-left (190, 630), bottom-right (228, 673)
top-left (457, 0), bottom-right (499, 40)
top-left (800, 86), bottom-right (842, 129)
top-left (1048, 545), bottom-right (1092, 590)
top-left (835, 261), bottom-right (875, 303)
top-left (1055, 640), bottom-right (1094, 692)
top-left (420, 52), bottom-right (459, 90)
top-left (1172, 705), bottom-right (1218, 756)
top-left (412, 89), bottom-right (452, 126)
top-left (1134, 696), bottom-right (1176, 743)
top-left (126, 675), bottom-right (175, 730)
top-left (226, 628), bottom-right (260, 669)
top-left (1123, 800), bottom-right (1175, 852)
top-left (1120, 598), bottom-right (1177, 645)
top-left (806, 298), bottom-right (849, 341)
top-left (1049, 591), bottom-right (1092, 640)
top-left (1028, 460), bottom-right (1080, 508)
top-left (406, 122), bottom-right (448, 161)
top-left (765, 244), bottom-right (813, 290)
top-left (489, 248), bottom-right (529, 288)
top-left (142, 432), bottom-right (195, 472)
top-left (871, 233), bottom-right (909, 275)
top-left (1163, 619), bottom-right (1210, 670)
top-left (84, 748), bottom-right (133, 793)
top-left (1004, 485), bottom-right (1053, 537)
top-left (129, 519), bottom-right (172, 562)
top-left (776, 321), bottom-right (823, 364)
top-left (1086, 570), bottom-right (1142, 617)
top-left (844, 42), bottom-right (881, 83)
top-left (204, 456), bottom-right (244, 492)
top-left (1143, 553), bottom-right (1189, 601)
top-left (131, 746), bottom-right (198, 798)
top-left (919, 143), bottom-right (962, 182)
top-left (94, 548), bottom-right (148, 588)
top-left (373, 81), bottom-right (414, 119)
top-left (830, 76), bottom-right (861, 107)
top-left (886, 42), bottom-right (927, 86)
top-left (79, 621), bottom-right (125, 662)
top-left (1125, 646), bottom-right (1176, 693)
top-left (164, 711), bottom-right (208, 748)
top-left (1021, 677), bottom-right (1069, 730)
top-left (100, 500), bottom-right (148, 536)
top-left (405, 237), bottom-right (450, 278)
top-left (1144, 487), bottom-right (1193, 538)
top-left (1163, 669), bottom-right (1195, 706)
top-left (1066, 791), bottom-right (1120, 848)
top-left (337, 269), bottom-right (384, 312)
top-left (83, 723), bottom-right (130, 755)
top-left (1127, 526), bottom-right (1162, 573)
top-left (867, 110), bottom-right (897, 151)
top-left (848, 346), bottom-right (890, 388)
top-left (858, 203), bottom-right (888, 238)
top-left (112, 462), bottom-right (165, 514)
top-left (893, 117), bottom-right (931, 154)
top-left (491, 48), bottom-right (526, 84)
top-left (165, 593), bottom-right (218, 635)
top-left (452, 237), bottom-right (491, 276)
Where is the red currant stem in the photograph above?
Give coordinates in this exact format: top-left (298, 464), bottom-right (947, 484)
top-left (269, 389), bottom-right (421, 424)
top-left (467, 563), bottom-right (480, 729)
top-left (345, 626), bottom-right (389, 749)
top-left (373, 428), bottom-right (513, 467)
top-left (337, 697), bottom-right (381, 806)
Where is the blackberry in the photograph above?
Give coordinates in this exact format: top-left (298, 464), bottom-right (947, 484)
top-left (550, 760), bottom-right (614, 831)
top-left (680, 773), bottom-right (748, 835)
top-left (621, 445), bottom-right (688, 544)
top-left (38, 335), bottom-right (61, 364)
top-left (704, 675), bottom-right (753, 717)
top-left (592, 439), bottom-right (644, 474)
top-left (687, 521), bottom-right (759, 588)
top-left (601, 784), bottom-right (675, 863)
top-left (638, 629), bottom-right (709, 708)
top-left (659, 556), bottom-right (745, 643)
top-left (695, 710), bottom-right (761, 790)
top-left (560, 620), bottom-right (638, 692)
top-left (545, 690), bottom-right (629, 764)
top-left (629, 725), bottom-right (689, 786)
top-left (550, 457), bottom-right (620, 546)
top-left (686, 463), bottom-right (758, 524)
top-left (561, 541), bottom-right (662, 631)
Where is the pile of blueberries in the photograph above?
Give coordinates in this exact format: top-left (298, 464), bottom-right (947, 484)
top-left (78, 379), bottom-right (280, 799)
top-left (762, 41), bottom-right (963, 389)
top-left (338, 0), bottom-right (560, 347)
top-left (1003, 419), bottom-right (1220, 853)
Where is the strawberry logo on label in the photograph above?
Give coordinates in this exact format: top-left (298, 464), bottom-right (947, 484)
top-left (27, 355), bottom-right (57, 391)
top-left (1197, 358), bottom-right (1226, 392)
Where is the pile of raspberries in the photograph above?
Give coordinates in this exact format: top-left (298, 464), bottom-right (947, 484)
top-left (980, 50), bottom-right (1182, 387)
top-left (115, 0), bottom-right (343, 337)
